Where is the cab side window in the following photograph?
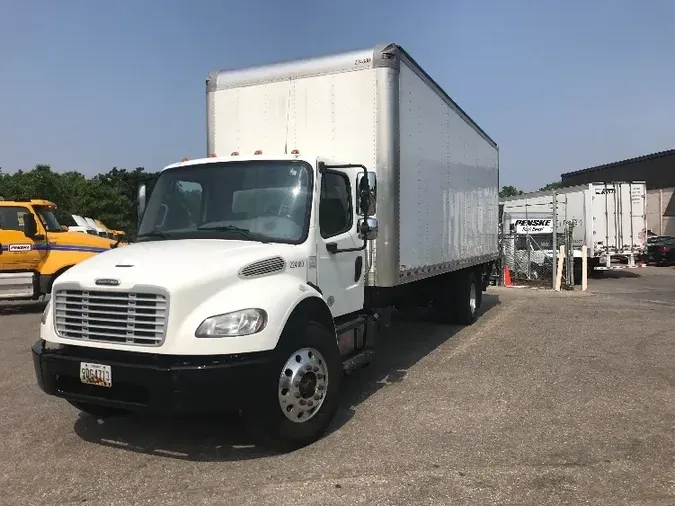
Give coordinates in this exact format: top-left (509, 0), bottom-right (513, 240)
top-left (0, 206), bottom-right (31, 233)
top-left (319, 172), bottom-right (352, 238)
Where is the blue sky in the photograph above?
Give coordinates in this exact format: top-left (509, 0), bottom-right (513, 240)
top-left (1, 0), bottom-right (673, 191)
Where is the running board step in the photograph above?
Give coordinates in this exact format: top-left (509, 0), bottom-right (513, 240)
top-left (342, 349), bottom-right (374, 375)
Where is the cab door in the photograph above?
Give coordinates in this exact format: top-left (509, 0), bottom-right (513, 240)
top-left (0, 206), bottom-right (44, 270)
top-left (316, 167), bottom-right (365, 318)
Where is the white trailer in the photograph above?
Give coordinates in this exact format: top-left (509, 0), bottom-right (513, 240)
top-left (33, 43), bottom-right (499, 450)
top-left (501, 182), bottom-right (647, 273)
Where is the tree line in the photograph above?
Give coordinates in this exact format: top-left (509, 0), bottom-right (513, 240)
top-left (0, 164), bottom-right (158, 236)
top-left (499, 181), bottom-right (565, 199)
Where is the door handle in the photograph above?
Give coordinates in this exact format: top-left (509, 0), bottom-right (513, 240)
top-left (354, 256), bottom-right (363, 281)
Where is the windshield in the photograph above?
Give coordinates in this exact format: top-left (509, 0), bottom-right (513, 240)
top-left (137, 160), bottom-right (313, 244)
top-left (34, 206), bottom-right (63, 232)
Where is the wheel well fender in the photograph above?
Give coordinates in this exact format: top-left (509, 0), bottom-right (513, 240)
top-left (282, 296), bottom-right (336, 340)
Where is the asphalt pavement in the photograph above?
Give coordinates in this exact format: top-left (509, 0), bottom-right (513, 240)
top-left (1, 267), bottom-right (674, 505)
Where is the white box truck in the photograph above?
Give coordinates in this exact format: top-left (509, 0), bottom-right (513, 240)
top-left (500, 182), bottom-right (647, 276)
top-left (32, 43), bottom-right (500, 450)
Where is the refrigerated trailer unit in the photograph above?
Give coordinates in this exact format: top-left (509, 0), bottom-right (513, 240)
top-left (500, 181), bottom-right (647, 272)
top-left (33, 43), bottom-right (500, 450)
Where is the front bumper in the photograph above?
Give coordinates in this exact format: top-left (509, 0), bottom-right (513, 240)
top-left (31, 340), bottom-right (274, 414)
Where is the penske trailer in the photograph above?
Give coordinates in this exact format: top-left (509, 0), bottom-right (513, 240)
top-left (32, 43), bottom-right (500, 450)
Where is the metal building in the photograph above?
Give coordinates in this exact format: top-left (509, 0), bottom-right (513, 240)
top-left (560, 149), bottom-right (675, 236)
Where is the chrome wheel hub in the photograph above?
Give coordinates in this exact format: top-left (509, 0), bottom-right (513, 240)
top-left (469, 283), bottom-right (477, 315)
top-left (278, 347), bottom-right (328, 423)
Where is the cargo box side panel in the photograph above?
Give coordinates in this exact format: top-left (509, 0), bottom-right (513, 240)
top-left (590, 182), bottom-right (647, 254)
top-left (210, 68), bottom-right (377, 168)
top-left (398, 61), bottom-right (499, 282)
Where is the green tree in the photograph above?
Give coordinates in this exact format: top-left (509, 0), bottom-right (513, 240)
top-left (539, 181), bottom-right (565, 191)
top-left (0, 164), bottom-right (159, 236)
top-left (499, 185), bottom-right (524, 198)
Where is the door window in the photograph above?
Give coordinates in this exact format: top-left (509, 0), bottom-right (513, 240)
top-left (319, 172), bottom-right (352, 239)
top-left (0, 206), bottom-right (32, 233)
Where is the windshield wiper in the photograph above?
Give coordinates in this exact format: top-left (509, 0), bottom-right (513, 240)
top-left (196, 225), bottom-right (267, 242)
top-left (136, 231), bottom-right (173, 241)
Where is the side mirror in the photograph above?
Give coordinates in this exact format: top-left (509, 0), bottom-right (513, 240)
top-left (137, 184), bottom-right (147, 225)
top-left (23, 213), bottom-right (38, 238)
top-left (356, 172), bottom-right (377, 216)
top-left (358, 217), bottom-right (379, 241)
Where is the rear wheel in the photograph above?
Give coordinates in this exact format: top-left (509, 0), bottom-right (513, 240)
top-left (243, 321), bottom-right (343, 452)
top-left (433, 271), bottom-right (478, 325)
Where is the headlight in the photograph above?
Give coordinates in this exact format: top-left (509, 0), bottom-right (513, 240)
top-left (195, 309), bottom-right (268, 338)
top-left (41, 299), bottom-right (51, 325)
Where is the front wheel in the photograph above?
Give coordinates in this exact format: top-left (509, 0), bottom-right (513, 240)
top-left (242, 321), bottom-right (343, 452)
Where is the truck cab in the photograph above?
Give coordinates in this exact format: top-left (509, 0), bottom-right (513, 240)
top-left (33, 154), bottom-right (379, 450)
top-left (135, 154), bottom-right (377, 319)
top-left (0, 199), bottom-right (121, 300)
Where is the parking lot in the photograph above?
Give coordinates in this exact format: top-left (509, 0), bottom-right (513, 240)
top-left (1, 267), bottom-right (674, 505)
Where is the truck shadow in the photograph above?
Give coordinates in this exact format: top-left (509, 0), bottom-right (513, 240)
top-left (596, 270), bottom-right (642, 279)
top-left (73, 294), bottom-right (501, 461)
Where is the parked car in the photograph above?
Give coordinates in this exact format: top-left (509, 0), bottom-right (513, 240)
top-left (646, 236), bottom-right (675, 265)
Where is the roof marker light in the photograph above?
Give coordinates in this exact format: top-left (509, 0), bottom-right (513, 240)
top-left (208, 153), bottom-right (217, 158)
top-left (291, 149), bottom-right (300, 155)
top-left (254, 150), bottom-right (263, 155)
top-left (231, 151), bottom-right (239, 156)
top-left (181, 157), bottom-right (190, 162)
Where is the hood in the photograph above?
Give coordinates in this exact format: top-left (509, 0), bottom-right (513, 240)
top-left (49, 231), bottom-right (117, 251)
top-left (56, 239), bottom-right (303, 292)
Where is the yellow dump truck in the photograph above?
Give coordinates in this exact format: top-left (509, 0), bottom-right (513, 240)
top-left (0, 199), bottom-right (121, 300)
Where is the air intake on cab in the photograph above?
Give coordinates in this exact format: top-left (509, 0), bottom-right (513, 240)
top-left (239, 256), bottom-right (286, 278)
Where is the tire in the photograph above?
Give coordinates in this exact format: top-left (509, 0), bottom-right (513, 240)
top-left (454, 271), bottom-right (479, 325)
top-left (573, 264), bottom-right (583, 284)
top-left (67, 400), bottom-right (127, 418)
top-left (433, 271), bottom-right (478, 325)
top-left (242, 320), bottom-right (343, 452)
top-left (475, 269), bottom-right (484, 309)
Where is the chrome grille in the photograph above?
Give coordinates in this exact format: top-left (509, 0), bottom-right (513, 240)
top-left (54, 289), bottom-right (167, 346)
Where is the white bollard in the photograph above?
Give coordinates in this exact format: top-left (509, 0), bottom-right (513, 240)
top-left (555, 245), bottom-right (565, 291)
top-left (581, 245), bottom-right (588, 291)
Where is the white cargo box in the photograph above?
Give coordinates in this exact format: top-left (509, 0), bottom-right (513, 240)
top-left (206, 43), bottom-right (500, 287)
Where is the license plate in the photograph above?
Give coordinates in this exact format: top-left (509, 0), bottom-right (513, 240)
top-left (79, 362), bottom-right (112, 388)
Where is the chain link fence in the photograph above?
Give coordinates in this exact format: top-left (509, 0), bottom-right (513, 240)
top-left (498, 192), bottom-right (580, 289)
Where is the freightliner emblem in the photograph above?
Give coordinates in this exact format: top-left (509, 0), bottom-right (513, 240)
top-left (95, 278), bottom-right (121, 286)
